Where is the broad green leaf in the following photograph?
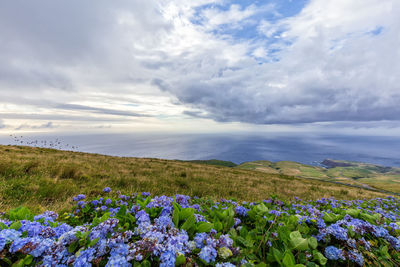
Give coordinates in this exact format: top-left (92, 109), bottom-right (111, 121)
top-left (290, 238), bottom-right (309, 251)
top-left (308, 237), bottom-right (318, 249)
top-left (179, 208), bottom-right (195, 220)
top-left (0, 222), bottom-right (8, 230)
top-left (11, 259), bottom-right (24, 267)
top-left (172, 202), bottom-right (181, 212)
top-left (175, 255), bottom-right (186, 266)
top-left (172, 208), bottom-right (180, 227)
top-left (23, 255), bottom-right (33, 265)
top-left (9, 221), bottom-right (22, 230)
top-left (116, 205), bottom-right (127, 217)
top-left (313, 251), bottom-right (327, 266)
top-left (197, 222), bottom-right (213, 233)
top-left (289, 231), bottom-right (302, 240)
top-left (257, 203), bottom-right (269, 214)
top-left (214, 220), bottom-right (223, 232)
top-left (272, 247), bottom-right (283, 264)
top-left (322, 212), bottom-right (335, 223)
top-left (181, 214), bottom-right (196, 231)
top-left (282, 250), bottom-right (295, 267)
top-left (92, 217), bottom-right (100, 227)
top-left (345, 209), bottom-right (360, 217)
top-left (68, 241), bottom-right (78, 253)
top-left (141, 260), bottom-right (151, 267)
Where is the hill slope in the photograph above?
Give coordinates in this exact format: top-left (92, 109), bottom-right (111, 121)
top-left (0, 145), bottom-right (390, 212)
top-left (238, 159), bottom-right (400, 193)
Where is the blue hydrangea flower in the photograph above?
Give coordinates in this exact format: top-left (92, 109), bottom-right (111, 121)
top-left (72, 194), bottom-right (86, 201)
top-left (234, 206), bottom-right (248, 217)
top-left (160, 250), bottom-right (176, 267)
top-left (326, 224), bottom-right (348, 241)
top-left (324, 246), bottom-right (345, 260)
top-left (103, 187), bottom-right (111, 193)
top-left (348, 250), bottom-right (364, 266)
top-left (74, 247), bottom-right (95, 267)
top-left (199, 245), bottom-right (217, 263)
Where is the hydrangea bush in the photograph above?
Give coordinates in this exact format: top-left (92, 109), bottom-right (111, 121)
top-left (1, 189), bottom-right (400, 266)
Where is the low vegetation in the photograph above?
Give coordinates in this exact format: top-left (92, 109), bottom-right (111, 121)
top-left (238, 160), bottom-right (400, 194)
top-left (0, 145), bottom-right (389, 213)
top-left (1, 190), bottom-right (400, 266)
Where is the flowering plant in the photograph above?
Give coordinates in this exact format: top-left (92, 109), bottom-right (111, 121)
top-left (1, 188), bottom-right (400, 266)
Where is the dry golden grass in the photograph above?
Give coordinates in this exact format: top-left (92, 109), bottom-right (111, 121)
top-left (0, 145), bottom-right (390, 213)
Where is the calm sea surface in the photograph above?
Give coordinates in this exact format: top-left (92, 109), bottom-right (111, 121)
top-left (1, 132), bottom-right (399, 167)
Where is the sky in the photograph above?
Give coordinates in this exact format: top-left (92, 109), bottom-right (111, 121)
top-left (0, 0), bottom-right (399, 135)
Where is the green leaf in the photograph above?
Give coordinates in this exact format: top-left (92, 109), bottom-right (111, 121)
top-left (256, 263), bottom-right (267, 267)
top-left (11, 259), bottom-right (24, 267)
top-left (9, 221), bottom-right (22, 230)
top-left (308, 237), bottom-right (318, 249)
top-left (240, 226), bottom-right (248, 237)
top-left (0, 222), bottom-right (8, 230)
top-left (272, 247), bottom-right (283, 264)
top-left (215, 210), bottom-right (225, 221)
top-left (257, 203), bottom-right (269, 214)
top-left (322, 212), bottom-right (336, 223)
top-left (68, 241), bottom-right (78, 253)
top-left (290, 237), bottom-right (309, 251)
top-left (23, 255), bottom-right (33, 265)
top-left (172, 202), bottom-right (181, 212)
top-left (141, 260), bottom-right (151, 267)
top-left (116, 205), bottom-right (127, 217)
top-left (100, 212), bottom-right (111, 222)
top-left (82, 231), bottom-right (89, 240)
top-left (313, 251), bottom-right (327, 266)
top-left (289, 231), bottom-right (302, 240)
top-left (181, 214), bottom-right (196, 231)
top-left (175, 254), bottom-right (186, 266)
top-left (345, 209), bottom-right (360, 218)
top-left (173, 208), bottom-right (180, 227)
top-left (214, 220), bottom-right (223, 232)
top-left (288, 215), bottom-right (299, 226)
top-left (179, 208), bottom-right (195, 220)
top-left (92, 217), bottom-right (100, 227)
top-left (197, 222), bottom-right (213, 233)
top-left (282, 250), bottom-right (296, 267)
top-left (89, 237), bottom-right (100, 247)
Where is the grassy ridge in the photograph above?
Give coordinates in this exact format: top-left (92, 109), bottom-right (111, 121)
top-left (0, 145), bottom-right (390, 213)
top-left (238, 159), bottom-right (400, 193)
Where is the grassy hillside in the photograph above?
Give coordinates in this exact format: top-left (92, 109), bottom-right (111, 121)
top-left (0, 145), bottom-right (390, 213)
top-left (238, 159), bottom-right (400, 193)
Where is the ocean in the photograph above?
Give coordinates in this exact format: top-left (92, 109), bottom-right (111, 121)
top-left (0, 132), bottom-right (399, 167)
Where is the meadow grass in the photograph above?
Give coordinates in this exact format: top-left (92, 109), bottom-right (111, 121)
top-left (0, 145), bottom-right (389, 213)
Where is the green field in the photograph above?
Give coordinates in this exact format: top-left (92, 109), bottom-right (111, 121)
top-left (0, 145), bottom-right (391, 213)
top-left (237, 159), bottom-right (400, 193)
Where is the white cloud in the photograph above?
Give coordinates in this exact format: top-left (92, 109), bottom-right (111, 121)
top-left (0, 0), bottom-right (399, 133)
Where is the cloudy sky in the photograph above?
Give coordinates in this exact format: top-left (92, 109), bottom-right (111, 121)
top-left (0, 0), bottom-right (399, 134)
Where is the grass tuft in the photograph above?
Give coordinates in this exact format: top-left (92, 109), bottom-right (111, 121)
top-left (0, 144), bottom-right (392, 212)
